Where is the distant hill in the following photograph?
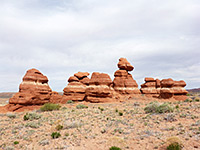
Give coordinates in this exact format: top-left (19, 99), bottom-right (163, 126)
top-left (187, 88), bottom-right (200, 94)
top-left (0, 92), bottom-right (16, 98)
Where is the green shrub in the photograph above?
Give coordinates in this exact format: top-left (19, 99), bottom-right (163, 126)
top-left (119, 112), bottom-right (123, 116)
top-left (186, 93), bottom-right (190, 96)
top-left (166, 136), bottom-right (183, 150)
top-left (109, 146), bottom-right (121, 150)
top-left (67, 100), bottom-right (74, 104)
top-left (40, 103), bottom-right (61, 111)
top-left (76, 104), bottom-right (88, 109)
top-left (167, 142), bottom-right (182, 150)
top-left (184, 99), bottom-right (190, 102)
top-left (51, 132), bottom-right (61, 139)
top-left (98, 107), bottom-right (104, 111)
top-left (13, 141), bottom-right (19, 145)
top-left (25, 122), bottom-right (40, 128)
top-left (55, 124), bottom-right (63, 131)
top-left (24, 112), bottom-right (41, 121)
top-left (144, 102), bottom-right (173, 114)
top-left (7, 113), bottom-right (16, 119)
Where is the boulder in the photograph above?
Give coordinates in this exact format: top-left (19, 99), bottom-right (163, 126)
top-left (74, 72), bottom-right (90, 79)
top-left (117, 58), bottom-right (134, 71)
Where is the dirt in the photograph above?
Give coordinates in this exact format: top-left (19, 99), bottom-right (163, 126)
top-left (0, 95), bottom-right (199, 150)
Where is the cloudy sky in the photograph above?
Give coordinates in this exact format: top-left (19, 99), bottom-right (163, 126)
top-left (0, 0), bottom-right (200, 92)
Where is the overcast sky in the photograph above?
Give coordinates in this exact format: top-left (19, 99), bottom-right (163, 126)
top-left (0, 0), bottom-right (200, 92)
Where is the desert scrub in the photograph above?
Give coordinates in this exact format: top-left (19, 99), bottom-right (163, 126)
top-left (55, 124), bottom-right (63, 131)
top-left (51, 132), bottom-right (61, 139)
top-left (6, 113), bottom-right (16, 119)
top-left (109, 146), bottom-right (121, 150)
top-left (144, 102), bottom-right (174, 113)
top-left (13, 141), bottom-right (19, 145)
top-left (76, 104), bottom-right (88, 109)
top-left (24, 112), bottom-right (41, 121)
top-left (66, 100), bottom-right (74, 104)
top-left (166, 136), bottom-right (183, 150)
top-left (25, 122), bottom-right (40, 128)
top-left (40, 103), bottom-right (61, 111)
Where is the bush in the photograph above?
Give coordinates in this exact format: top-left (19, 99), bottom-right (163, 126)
top-left (109, 146), bottom-right (121, 150)
top-left (40, 103), bottom-right (61, 111)
top-left (119, 112), bottom-right (123, 116)
top-left (13, 141), bottom-right (19, 145)
top-left (166, 136), bottom-right (183, 150)
top-left (76, 104), bottom-right (88, 109)
top-left (7, 113), bottom-right (16, 119)
top-left (24, 112), bottom-right (41, 121)
top-left (144, 102), bottom-right (174, 114)
top-left (67, 100), bottom-right (74, 104)
top-left (51, 132), bottom-right (61, 139)
top-left (55, 124), bottom-right (63, 131)
top-left (167, 142), bottom-right (182, 150)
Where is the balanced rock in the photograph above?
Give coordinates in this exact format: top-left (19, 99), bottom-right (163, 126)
top-left (85, 72), bottom-right (114, 102)
top-left (113, 58), bottom-right (140, 94)
top-left (118, 58), bottom-right (134, 71)
top-left (9, 68), bottom-right (52, 105)
top-left (62, 72), bottom-right (90, 102)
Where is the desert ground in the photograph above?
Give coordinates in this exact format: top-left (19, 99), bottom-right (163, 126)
top-left (0, 93), bottom-right (199, 150)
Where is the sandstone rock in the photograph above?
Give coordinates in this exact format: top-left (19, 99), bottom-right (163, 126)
top-left (9, 68), bottom-right (52, 105)
top-left (113, 58), bottom-right (140, 95)
top-left (140, 77), bottom-right (159, 97)
top-left (160, 78), bottom-right (174, 87)
top-left (62, 72), bottom-right (90, 102)
top-left (159, 79), bottom-right (187, 100)
top-left (173, 80), bottom-right (186, 87)
top-left (79, 77), bottom-right (90, 85)
top-left (156, 79), bottom-right (161, 88)
top-left (49, 91), bottom-right (63, 104)
top-left (145, 77), bottom-right (155, 82)
top-left (85, 72), bottom-right (114, 102)
top-left (114, 70), bottom-right (128, 77)
top-left (74, 72), bottom-right (89, 79)
top-left (68, 76), bottom-right (79, 82)
top-left (63, 82), bottom-right (86, 102)
top-left (89, 72), bottom-right (112, 86)
top-left (117, 58), bottom-right (134, 71)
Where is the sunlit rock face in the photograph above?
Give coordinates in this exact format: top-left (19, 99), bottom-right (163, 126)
top-left (9, 68), bottom-right (52, 105)
top-left (113, 58), bottom-right (141, 95)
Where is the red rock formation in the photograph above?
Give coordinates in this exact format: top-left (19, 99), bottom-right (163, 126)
top-left (50, 91), bottom-right (63, 103)
top-left (118, 58), bottom-right (134, 71)
top-left (85, 72), bottom-right (114, 102)
top-left (140, 77), bottom-right (160, 97)
top-left (9, 69), bottom-right (52, 105)
top-left (113, 58), bottom-right (140, 94)
top-left (62, 72), bottom-right (90, 103)
top-left (160, 78), bottom-right (188, 100)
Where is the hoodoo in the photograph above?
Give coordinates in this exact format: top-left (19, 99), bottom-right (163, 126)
top-left (62, 72), bottom-right (90, 103)
top-left (85, 72), bottom-right (114, 103)
top-left (140, 77), bottom-right (160, 97)
top-left (9, 69), bottom-right (52, 105)
top-left (113, 58), bottom-right (141, 94)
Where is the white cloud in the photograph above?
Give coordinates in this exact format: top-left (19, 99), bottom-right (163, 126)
top-left (0, 0), bottom-right (200, 91)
